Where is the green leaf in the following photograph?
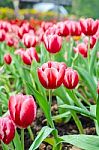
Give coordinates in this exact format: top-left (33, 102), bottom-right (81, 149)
top-left (89, 41), bottom-right (99, 75)
top-left (59, 104), bottom-right (96, 119)
top-left (13, 130), bottom-right (22, 150)
top-left (29, 126), bottom-right (54, 150)
top-left (75, 66), bottom-right (97, 101)
top-left (26, 82), bottom-right (53, 127)
top-left (60, 135), bottom-right (99, 150)
top-left (96, 96), bottom-right (99, 125)
top-left (1, 142), bottom-right (9, 150)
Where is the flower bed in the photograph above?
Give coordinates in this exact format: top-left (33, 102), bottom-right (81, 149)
top-left (0, 18), bottom-right (99, 150)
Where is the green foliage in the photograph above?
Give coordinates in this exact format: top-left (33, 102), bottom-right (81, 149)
top-left (72, 0), bottom-right (99, 19)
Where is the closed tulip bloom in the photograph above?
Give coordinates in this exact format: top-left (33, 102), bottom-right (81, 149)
top-left (0, 30), bottom-right (6, 42)
top-left (57, 22), bottom-right (70, 36)
top-left (38, 61), bottom-right (66, 89)
top-left (22, 47), bottom-right (39, 65)
top-left (69, 21), bottom-right (81, 36)
top-left (0, 116), bottom-right (15, 144)
top-left (6, 37), bottom-right (15, 47)
top-left (63, 68), bottom-right (79, 89)
top-left (22, 33), bottom-right (36, 48)
top-left (80, 18), bottom-right (98, 36)
top-left (43, 34), bottom-right (62, 53)
top-left (4, 53), bottom-right (12, 64)
top-left (74, 43), bottom-right (88, 57)
top-left (8, 94), bottom-right (36, 128)
top-left (84, 36), bottom-right (96, 49)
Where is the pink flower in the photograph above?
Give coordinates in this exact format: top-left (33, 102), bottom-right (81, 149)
top-left (80, 18), bottom-right (98, 36)
top-left (38, 61), bottom-right (66, 89)
top-left (8, 94), bottom-right (36, 128)
top-left (0, 116), bottom-right (15, 144)
top-left (43, 34), bottom-right (62, 53)
top-left (74, 43), bottom-right (88, 57)
top-left (63, 68), bottom-right (79, 89)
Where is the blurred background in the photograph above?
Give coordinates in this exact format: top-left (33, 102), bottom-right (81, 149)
top-left (0, 0), bottom-right (99, 20)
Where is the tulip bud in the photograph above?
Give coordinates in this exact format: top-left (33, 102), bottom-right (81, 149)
top-left (43, 34), bottom-right (62, 53)
top-left (73, 43), bottom-right (88, 57)
top-left (69, 21), bottom-right (81, 36)
top-left (63, 68), bottom-right (79, 89)
top-left (80, 18), bottom-right (98, 36)
top-left (22, 33), bottom-right (36, 48)
top-left (0, 30), bottom-right (6, 42)
top-left (22, 47), bottom-right (39, 65)
top-left (0, 116), bottom-right (15, 144)
top-left (84, 36), bottom-right (96, 49)
top-left (56, 22), bottom-right (70, 36)
top-left (38, 61), bottom-right (66, 89)
top-left (4, 53), bottom-right (12, 65)
top-left (8, 94), bottom-right (36, 128)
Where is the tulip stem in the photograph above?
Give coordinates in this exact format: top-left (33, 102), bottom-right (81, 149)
top-left (27, 126), bottom-right (34, 141)
top-left (48, 90), bottom-right (61, 150)
top-left (88, 36), bottom-right (90, 66)
top-left (21, 129), bottom-right (24, 150)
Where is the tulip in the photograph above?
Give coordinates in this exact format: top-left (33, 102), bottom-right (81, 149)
top-left (22, 47), bottom-right (39, 65)
top-left (8, 94), bottom-right (36, 128)
top-left (56, 22), bottom-right (70, 36)
top-left (74, 43), bottom-right (88, 57)
top-left (22, 33), bottom-right (36, 48)
top-left (63, 68), bottom-right (79, 89)
top-left (80, 18), bottom-right (98, 36)
top-left (43, 34), bottom-right (62, 53)
top-left (0, 30), bottom-right (6, 42)
top-left (69, 21), bottom-right (81, 36)
top-left (4, 53), bottom-right (12, 65)
top-left (6, 37), bottom-right (15, 47)
top-left (0, 116), bottom-right (15, 144)
top-left (84, 36), bottom-right (96, 49)
top-left (38, 61), bottom-right (66, 89)
top-left (41, 21), bottom-right (53, 32)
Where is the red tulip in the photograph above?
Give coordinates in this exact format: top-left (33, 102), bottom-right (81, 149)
top-left (22, 33), bottom-right (36, 48)
top-left (18, 24), bottom-right (29, 39)
top-left (8, 94), bottom-right (36, 128)
top-left (84, 36), bottom-right (96, 49)
top-left (4, 53), bottom-right (12, 64)
top-left (41, 21), bottom-right (53, 31)
top-left (63, 68), bottom-right (79, 89)
top-left (69, 21), bottom-right (81, 36)
top-left (0, 116), bottom-right (15, 144)
top-left (80, 18), bottom-right (98, 36)
top-left (22, 47), bottom-right (39, 65)
top-left (38, 61), bottom-right (66, 89)
top-left (6, 37), bottom-right (15, 47)
top-left (74, 43), bottom-right (88, 57)
top-left (0, 30), bottom-right (6, 42)
top-left (43, 34), bottom-right (62, 53)
top-left (57, 22), bottom-right (70, 36)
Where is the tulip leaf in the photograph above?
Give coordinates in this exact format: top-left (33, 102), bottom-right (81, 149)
top-left (29, 126), bottom-right (54, 150)
top-left (89, 41), bottom-right (99, 75)
top-left (26, 82), bottom-right (53, 127)
top-left (13, 131), bottom-right (22, 150)
top-left (96, 96), bottom-right (99, 125)
top-left (60, 135), bottom-right (99, 150)
top-left (75, 66), bottom-right (97, 101)
top-left (59, 104), bottom-right (96, 119)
